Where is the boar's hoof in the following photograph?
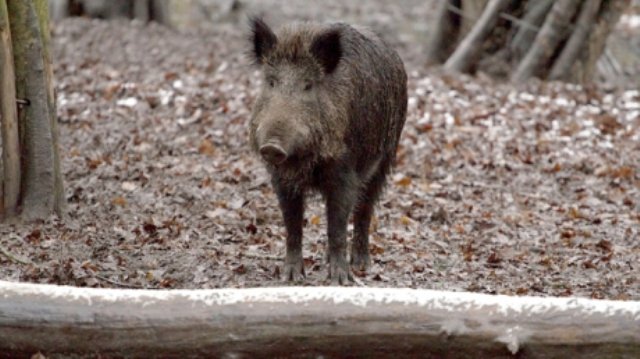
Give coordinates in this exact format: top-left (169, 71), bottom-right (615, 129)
top-left (260, 143), bottom-right (287, 165)
top-left (350, 252), bottom-right (371, 272)
top-left (328, 256), bottom-right (352, 285)
top-left (283, 258), bottom-right (305, 282)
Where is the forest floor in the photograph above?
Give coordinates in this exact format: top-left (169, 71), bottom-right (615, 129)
top-left (1, 3), bottom-right (639, 300)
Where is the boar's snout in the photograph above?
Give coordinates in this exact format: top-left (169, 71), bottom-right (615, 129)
top-left (259, 142), bottom-right (288, 165)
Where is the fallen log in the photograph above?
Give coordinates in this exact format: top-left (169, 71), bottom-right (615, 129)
top-left (0, 280), bottom-right (639, 358)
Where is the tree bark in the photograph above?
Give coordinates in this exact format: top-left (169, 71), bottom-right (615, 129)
top-left (444, 0), bottom-right (511, 73)
top-left (424, 0), bottom-right (456, 65)
top-left (549, 0), bottom-right (603, 81)
top-left (508, 0), bottom-right (553, 63)
top-left (511, 0), bottom-right (581, 83)
top-left (36, 0), bottom-right (65, 215)
top-left (460, 0), bottom-right (489, 36)
top-left (0, 0), bottom-right (21, 218)
top-left (1, 282), bottom-right (639, 357)
top-left (582, 0), bottom-right (630, 83)
top-left (133, 0), bottom-right (150, 22)
top-left (149, 0), bottom-right (169, 25)
top-left (7, 0), bottom-right (63, 220)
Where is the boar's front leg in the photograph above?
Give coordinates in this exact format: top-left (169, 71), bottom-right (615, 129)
top-left (324, 167), bottom-right (359, 285)
top-left (273, 181), bottom-right (305, 282)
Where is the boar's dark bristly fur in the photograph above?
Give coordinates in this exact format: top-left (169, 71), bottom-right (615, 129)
top-left (248, 17), bottom-right (407, 284)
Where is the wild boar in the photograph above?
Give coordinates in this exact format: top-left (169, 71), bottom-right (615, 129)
top-left (249, 17), bottom-right (407, 284)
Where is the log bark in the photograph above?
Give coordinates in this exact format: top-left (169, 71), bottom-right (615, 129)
top-left (0, 281), bottom-right (639, 358)
top-left (0, 0), bottom-right (21, 218)
top-left (511, 0), bottom-right (581, 83)
top-left (444, 0), bottom-right (511, 73)
top-left (7, 0), bottom-right (63, 220)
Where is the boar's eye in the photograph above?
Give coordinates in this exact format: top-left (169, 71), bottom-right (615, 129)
top-left (303, 82), bottom-right (313, 91)
top-left (267, 77), bottom-right (276, 88)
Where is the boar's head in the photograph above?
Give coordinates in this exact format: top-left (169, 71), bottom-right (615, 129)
top-left (248, 17), bottom-right (348, 167)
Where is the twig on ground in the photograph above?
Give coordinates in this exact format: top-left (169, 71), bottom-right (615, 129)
top-left (94, 274), bottom-right (145, 289)
top-left (240, 253), bottom-right (283, 261)
top-left (0, 245), bottom-right (32, 265)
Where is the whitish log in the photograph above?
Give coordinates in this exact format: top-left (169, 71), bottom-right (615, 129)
top-left (549, 0), bottom-right (603, 81)
top-left (444, 0), bottom-right (511, 73)
top-left (0, 281), bottom-right (639, 357)
top-left (0, 0), bottom-right (21, 217)
top-left (7, 0), bottom-right (62, 220)
top-left (511, 0), bottom-right (581, 83)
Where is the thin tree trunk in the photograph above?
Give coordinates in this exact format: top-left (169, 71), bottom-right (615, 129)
top-left (425, 0), bottom-right (455, 65)
top-left (460, 0), bottom-right (489, 36)
top-left (36, 0), bottom-right (64, 215)
top-left (0, 0), bottom-right (21, 218)
top-left (444, 0), bottom-right (511, 73)
top-left (509, 0), bottom-right (553, 62)
top-left (149, 0), bottom-right (169, 25)
top-left (511, 0), bottom-right (581, 83)
top-left (583, 0), bottom-right (630, 83)
top-left (133, 0), bottom-right (150, 22)
top-left (7, 0), bottom-right (62, 220)
top-left (549, 0), bottom-right (603, 81)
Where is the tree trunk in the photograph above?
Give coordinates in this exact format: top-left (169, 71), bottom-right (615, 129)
top-left (7, 0), bottom-right (63, 220)
top-left (511, 0), bottom-right (582, 83)
top-left (460, 0), bottom-right (489, 36)
top-left (0, 0), bottom-right (21, 218)
top-left (424, 0), bottom-right (457, 65)
top-left (426, 0), bottom-right (630, 84)
top-left (580, 0), bottom-right (630, 83)
top-left (148, 0), bottom-right (169, 25)
top-left (55, 0), bottom-right (171, 25)
top-left (1, 282), bottom-right (639, 357)
top-left (509, 0), bottom-right (553, 63)
top-left (133, 0), bottom-right (150, 22)
top-left (36, 0), bottom-right (64, 215)
top-left (444, 0), bottom-right (511, 73)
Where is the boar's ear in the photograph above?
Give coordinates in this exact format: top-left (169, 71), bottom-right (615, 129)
top-left (310, 28), bottom-right (342, 74)
top-left (250, 16), bottom-right (277, 64)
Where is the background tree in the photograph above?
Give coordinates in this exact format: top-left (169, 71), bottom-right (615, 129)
top-left (426, 0), bottom-right (631, 83)
top-left (0, 0), bottom-right (63, 221)
top-left (49, 0), bottom-right (170, 25)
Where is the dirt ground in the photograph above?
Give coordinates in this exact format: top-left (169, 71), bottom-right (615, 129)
top-left (1, 2), bottom-right (639, 300)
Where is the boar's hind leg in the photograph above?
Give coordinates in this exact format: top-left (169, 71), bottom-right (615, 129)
top-left (351, 168), bottom-right (386, 271)
top-left (325, 168), bottom-right (359, 285)
top-left (274, 183), bottom-right (306, 282)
